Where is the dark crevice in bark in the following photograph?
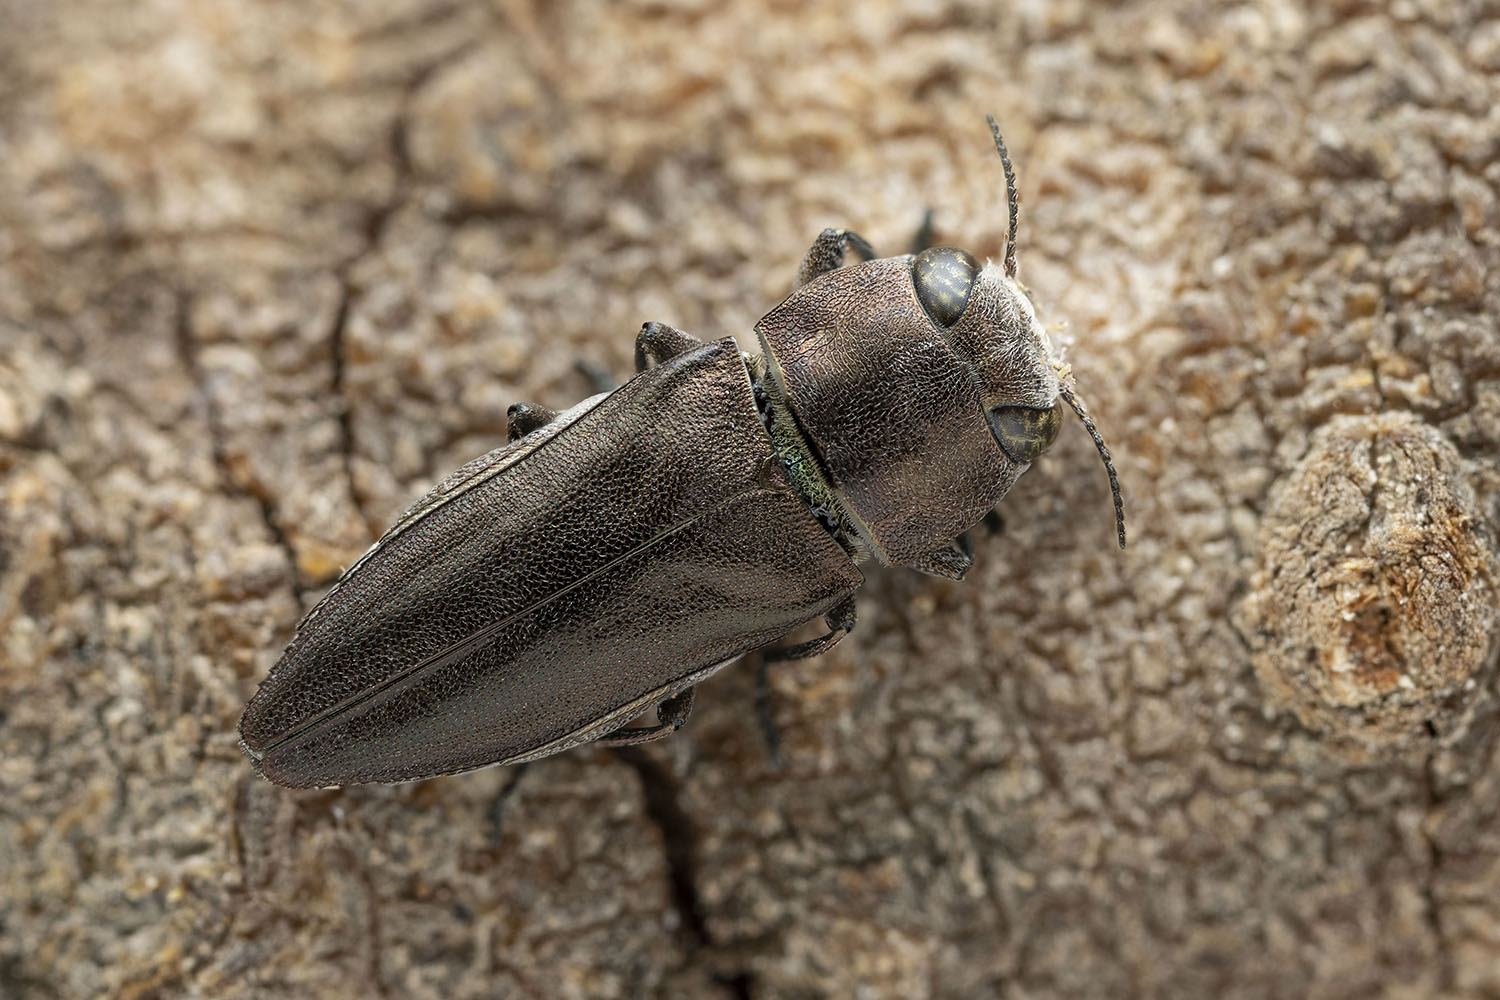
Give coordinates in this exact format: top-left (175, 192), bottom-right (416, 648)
top-left (174, 288), bottom-right (303, 598)
top-left (327, 276), bottom-right (373, 537)
top-left (356, 857), bottom-right (392, 998)
top-left (90, 701), bottom-right (131, 825)
top-left (613, 747), bottom-right (761, 997)
top-left (330, 44), bottom-right (461, 537)
top-left (717, 971), bottom-right (753, 1000)
top-left (613, 746), bottom-right (711, 948)
top-left (1420, 752), bottom-right (1456, 991)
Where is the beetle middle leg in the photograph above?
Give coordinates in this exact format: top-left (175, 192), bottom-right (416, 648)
top-left (634, 322), bottom-right (704, 372)
top-left (506, 402), bottom-right (561, 442)
top-left (594, 687), bottom-right (696, 748)
top-left (797, 228), bottom-right (876, 287)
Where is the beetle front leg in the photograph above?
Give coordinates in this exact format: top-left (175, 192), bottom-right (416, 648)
top-left (910, 208), bottom-right (936, 254)
top-left (909, 534), bottom-right (974, 581)
top-left (797, 229), bottom-right (877, 287)
top-left (594, 687), bottom-right (696, 748)
top-left (634, 322), bottom-right (704, 372)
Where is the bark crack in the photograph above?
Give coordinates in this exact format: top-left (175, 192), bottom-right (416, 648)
top-left (613, 746), bottom-right (710, 948)
top-left (328, 42), bottom-right (471, 538)
top-left (174, 289), bottom-right (303, 597)
top-left (1420, 752), bottom-right (1456, 991)
top-left (612, 746), bottom-right (757, 996)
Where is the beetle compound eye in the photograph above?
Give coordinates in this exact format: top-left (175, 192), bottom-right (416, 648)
top-left (912, 246), bottom-right (978, 327)
top-left (988, 403), bottom-right (1061, 464)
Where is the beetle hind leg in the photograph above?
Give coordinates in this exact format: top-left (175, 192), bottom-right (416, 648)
top-left (634, 322), bottom-right (704, 372)
top-left (797, 229), bottom-right (876, 287)
top-left (594, 687), bottom-right (696, 748)
top-left (763, 595), bottom-right (858, 662)
top-left (754, 596), bottom-right (859, 767)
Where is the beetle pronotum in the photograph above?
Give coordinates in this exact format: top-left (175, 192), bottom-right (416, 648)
top-left (240, 116), bottom-right (1125, 787)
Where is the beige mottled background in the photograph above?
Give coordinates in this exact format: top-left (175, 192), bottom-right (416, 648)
top-left (4, 1), bottom-right (1500, 998)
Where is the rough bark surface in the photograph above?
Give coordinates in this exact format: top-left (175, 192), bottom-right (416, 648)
top-left (3, 1), bottom-right (1500, 998)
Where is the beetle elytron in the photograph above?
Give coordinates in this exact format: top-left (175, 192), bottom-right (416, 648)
top-left (240, 117), bottom-right (1126, 787)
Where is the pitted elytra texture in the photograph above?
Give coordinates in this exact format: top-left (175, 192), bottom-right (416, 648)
top-left (242, 340), bottom-right (863, 785)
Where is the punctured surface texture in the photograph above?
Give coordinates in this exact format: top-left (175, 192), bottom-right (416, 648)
top-left (242, 339), bottom-right (862, 786)
top-left (757, 257), bottom-right (1029, 566)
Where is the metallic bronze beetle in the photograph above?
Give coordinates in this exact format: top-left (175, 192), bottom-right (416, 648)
top-left (240, 117), bottom-right (1125, 787)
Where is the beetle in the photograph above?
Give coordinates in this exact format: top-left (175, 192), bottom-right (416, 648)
top-left (239, 116), bottom-right (1126, 787)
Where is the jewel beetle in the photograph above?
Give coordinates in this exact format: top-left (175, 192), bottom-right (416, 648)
top-left (239, 116), bottom-right (1126, 787)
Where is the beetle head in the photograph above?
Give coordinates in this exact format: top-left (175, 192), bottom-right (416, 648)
top-left (905, 117), bottom-right (1126, 548)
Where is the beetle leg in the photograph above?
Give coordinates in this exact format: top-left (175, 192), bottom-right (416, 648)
top-left (506, 402), bottom-right (561, 442)
top-left (754, 657), bottom-right (784, 769)
top-left (594, 687), bottom-right (696, 748)
top-left (573, 358), bottom-right (619, 394)
top-left (763, 595), bottom-right (858, 662)
top-left (754, 596), bottom-right (858, 766)
top-left (634, 322), bottom-right (704, 372)
top-left (910, 208), bottom-right (936, 254)
top-left (908, 534), bottom-right (974, 581)
top-left (796, 228), bottom-right (877, 287)
top-left (983, 509), bottom-right (1006, 535)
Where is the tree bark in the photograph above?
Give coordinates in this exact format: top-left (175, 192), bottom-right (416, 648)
top-left (2, 2), bottom-right (1498, 997)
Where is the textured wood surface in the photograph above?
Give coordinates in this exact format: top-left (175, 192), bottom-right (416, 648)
top-left (3, 2), bottom-right (1499, 997)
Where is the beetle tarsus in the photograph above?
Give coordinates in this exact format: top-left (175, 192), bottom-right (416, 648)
top-left (594, 687), bottom-right (696, 748)
top-left (506, 402), bottom-right (561, 442)
top-left (797, 228), bottom-right (876, 288)
top-left (635, 322), bottom-right (705, 372)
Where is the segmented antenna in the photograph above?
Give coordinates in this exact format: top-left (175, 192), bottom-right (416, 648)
top-left (1057, 383), bottom-right (1127, 549)
top-left (986, 114), bottom-right (1020, 279)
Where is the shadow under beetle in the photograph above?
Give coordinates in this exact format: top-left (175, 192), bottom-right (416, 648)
top-left (240, 117), bottom-right (1127, 787)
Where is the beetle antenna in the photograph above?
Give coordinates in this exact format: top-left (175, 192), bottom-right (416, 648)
top-left (1057, 383), bottom-right (1126, 549)
top-left (986, 114), bottom-right (1020, 280)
